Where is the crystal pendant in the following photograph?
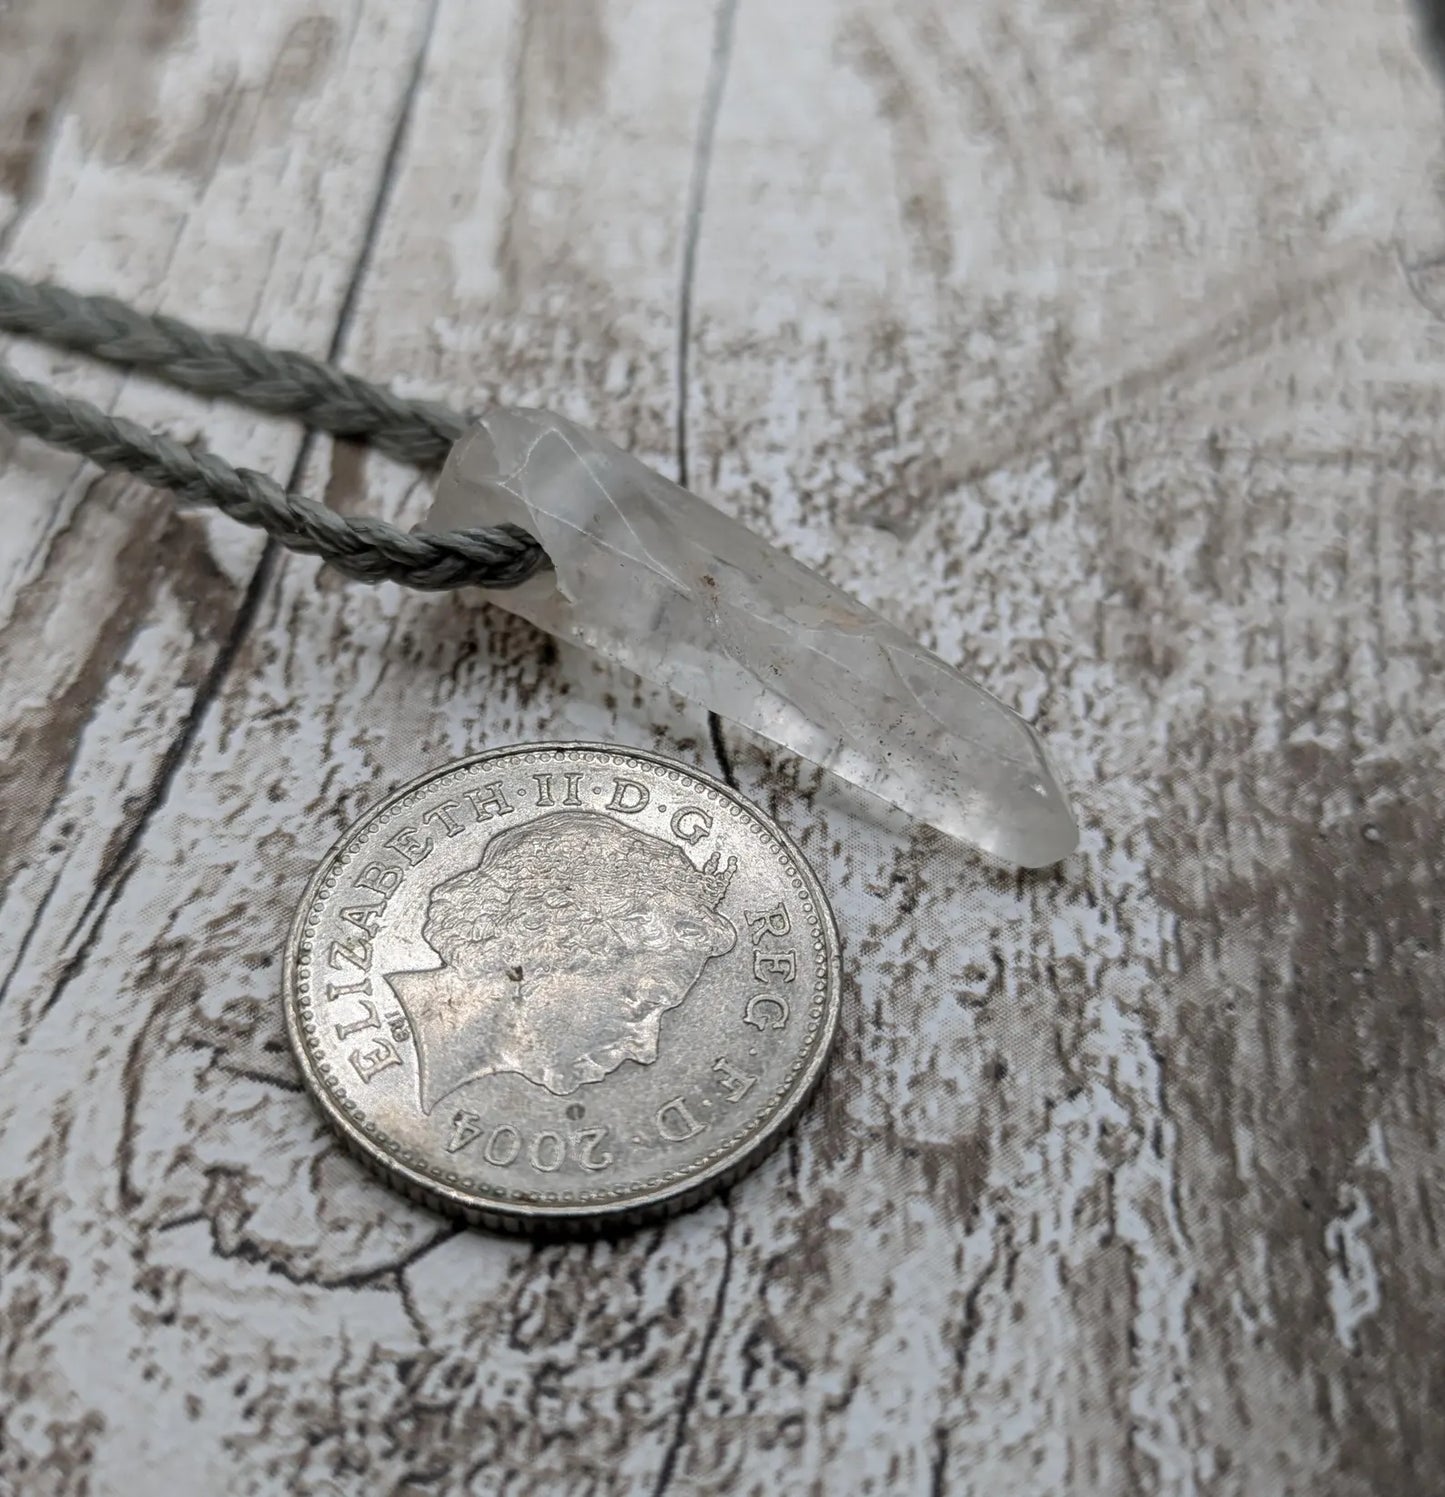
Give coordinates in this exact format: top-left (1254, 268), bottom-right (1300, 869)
top-left (424, 408), bottom-right (1077, 867)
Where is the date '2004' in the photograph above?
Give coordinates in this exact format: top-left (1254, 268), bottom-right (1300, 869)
top-left (445, 1115), bottom-right (616, 1172)
top-left (443, 1057), bottom-right (763, 1174)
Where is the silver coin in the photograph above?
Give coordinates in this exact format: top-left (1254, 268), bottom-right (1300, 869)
top-left (284, 743), bottom-right (842, 1232)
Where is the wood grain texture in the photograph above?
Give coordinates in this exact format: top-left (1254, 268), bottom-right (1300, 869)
top-left (1, 1), bottom-right (1443, 1493)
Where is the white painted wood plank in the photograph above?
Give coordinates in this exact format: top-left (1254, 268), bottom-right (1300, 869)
top-left (0, 0), bottom-right (437, 1028)
top-left (0, 0), bottom-right (1442, 1492)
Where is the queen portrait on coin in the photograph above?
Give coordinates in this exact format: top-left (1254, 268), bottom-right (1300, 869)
top-left (385, 811), bottom-right (738, 1109)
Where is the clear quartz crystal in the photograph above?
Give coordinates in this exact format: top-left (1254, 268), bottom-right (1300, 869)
top-left (426, 408), bottom-right (1078, 867)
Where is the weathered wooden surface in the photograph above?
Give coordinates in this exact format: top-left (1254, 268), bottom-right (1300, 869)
top-left (2, 0), bottom-right (1443, 1492)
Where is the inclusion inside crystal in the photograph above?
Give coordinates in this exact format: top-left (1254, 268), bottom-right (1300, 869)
top-left (424, 408), bottom-right (1078, 867)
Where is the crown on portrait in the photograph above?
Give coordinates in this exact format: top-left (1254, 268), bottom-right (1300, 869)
top-left (700, 847), bottom-right (738, 908)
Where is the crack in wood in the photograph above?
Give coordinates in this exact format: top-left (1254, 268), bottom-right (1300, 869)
top-left (34, 0), bottom-right (446, 1026)
top-left (650, 1196), bottom-right (735, 1497)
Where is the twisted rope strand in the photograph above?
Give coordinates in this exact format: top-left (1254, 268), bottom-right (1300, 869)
top-left (0, 273), bottom-right (549, 588)
top-left (0, 273), bottom-right (466, 467)
top-left (0, 369), bottom-right (546, 590)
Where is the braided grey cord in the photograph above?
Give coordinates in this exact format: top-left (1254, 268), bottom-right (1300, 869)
top-left (0, 369), bottom-right (545, 589)
top-left (0, 274), bottom-right (549, 588)
top-left (0, 273), bottom-right (467, 466)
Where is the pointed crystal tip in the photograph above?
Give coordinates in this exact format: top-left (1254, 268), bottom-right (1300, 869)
top-left (427, 408), bottom-right (1079, 867)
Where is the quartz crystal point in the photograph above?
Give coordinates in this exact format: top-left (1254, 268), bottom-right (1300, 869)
top-left (426, 408), bottom-right (1078, 867)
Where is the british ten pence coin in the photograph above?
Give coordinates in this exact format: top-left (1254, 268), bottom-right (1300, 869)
top-left (284, 744), bottom-right (842, 1232)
